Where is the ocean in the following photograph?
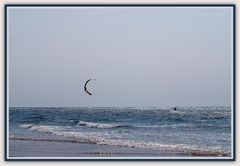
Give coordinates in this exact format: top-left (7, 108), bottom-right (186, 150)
top-left (9, 107), bottom-right (232, 157)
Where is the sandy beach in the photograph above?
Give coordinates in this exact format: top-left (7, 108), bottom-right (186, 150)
top-left (9, 139), bottom-right (189, 158)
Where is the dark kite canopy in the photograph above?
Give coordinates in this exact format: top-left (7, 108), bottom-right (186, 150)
top-left (84, 79), bottom-right (93, 95)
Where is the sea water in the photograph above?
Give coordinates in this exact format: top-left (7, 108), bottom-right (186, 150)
top-left (9, 107), bottom-right (231, 156)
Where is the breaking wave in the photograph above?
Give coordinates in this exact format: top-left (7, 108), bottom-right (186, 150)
top-left (78, 121), bottom-right (128, 129)
top-left (17, 123), bottom-right (231, 157)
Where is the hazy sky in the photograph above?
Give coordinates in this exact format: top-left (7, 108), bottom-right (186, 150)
top-left (8, 7), bottom-right (233, 107)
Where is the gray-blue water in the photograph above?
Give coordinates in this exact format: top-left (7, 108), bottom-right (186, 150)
top-left (9, 107), bottom-right (231, 156)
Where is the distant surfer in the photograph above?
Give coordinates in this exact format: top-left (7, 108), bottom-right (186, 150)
top-left (173, 107), bottom-right (177, 110)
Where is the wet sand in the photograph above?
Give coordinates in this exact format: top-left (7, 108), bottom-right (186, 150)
top-left (9, 139), bottom-right (189, 158)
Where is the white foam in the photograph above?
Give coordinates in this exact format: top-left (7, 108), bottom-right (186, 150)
top-left (97, 139), bottom-right (230, 156)
top-left (20, 124), bottom-right (67, 133)
top-left (29, 125), bottom-right (59, 133)
top-left (19, 124), bottom-right (35, 128)
top-left (78, 121), bottom-right (124, 129)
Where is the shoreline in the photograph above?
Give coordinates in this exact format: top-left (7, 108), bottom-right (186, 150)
top-left (9, 139), bottom-right (189, 157)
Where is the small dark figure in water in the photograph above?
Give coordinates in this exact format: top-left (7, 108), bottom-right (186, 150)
top-left (173, 107), bottom-right (177, 110)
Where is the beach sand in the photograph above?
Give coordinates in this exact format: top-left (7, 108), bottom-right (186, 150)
top-left (9, 139), bottom-right (189, 158)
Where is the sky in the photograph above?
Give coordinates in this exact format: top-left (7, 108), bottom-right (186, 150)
top-left (8, 7), bottom-right (233, 107)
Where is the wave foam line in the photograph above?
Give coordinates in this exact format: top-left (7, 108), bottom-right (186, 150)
top-left (78, 121), bottom-right (127, 129)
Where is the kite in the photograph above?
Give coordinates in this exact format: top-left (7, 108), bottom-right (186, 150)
top-left (84, 79), bottom-right (94, 95)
